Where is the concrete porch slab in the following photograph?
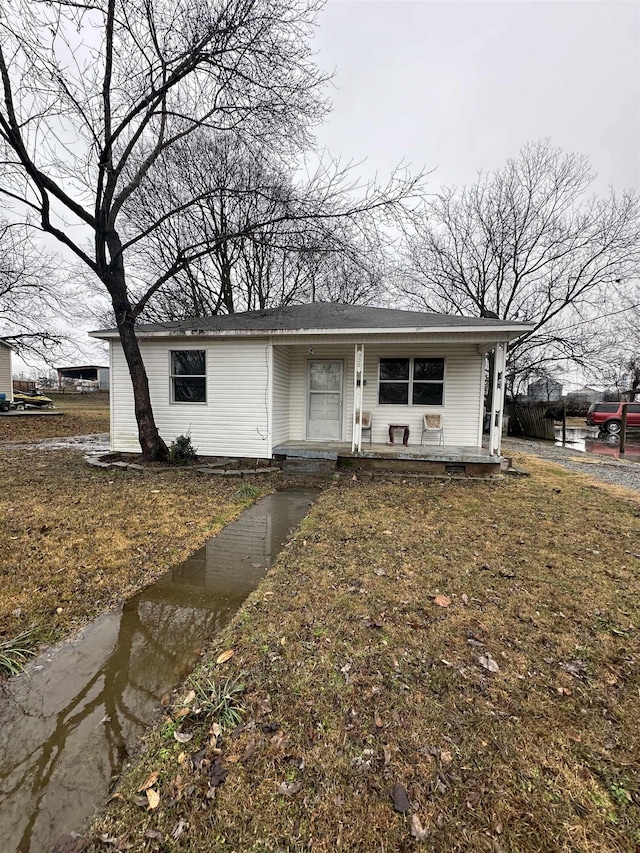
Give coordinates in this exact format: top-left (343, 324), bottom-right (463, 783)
top-left (273, 441), bottom-right (503, 465)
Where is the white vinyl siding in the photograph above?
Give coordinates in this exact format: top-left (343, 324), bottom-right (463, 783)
top-left (0, 345), bottom-right (12, 401)
top-left (109, 336), bottom-right (486, 457)
top-left (110, 338), bottom-right (270, 457)
top-left (271, 345), bottom-right (290, 447)
top-left (287, 343), bottom-right (483, 447)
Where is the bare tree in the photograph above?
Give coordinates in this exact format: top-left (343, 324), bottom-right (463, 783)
top-left (0, 219), bottom-right (68, 359)
top-left (0, 5), bottom-right (387, 458)
top-left (0, 0), bottom-right (422, 459)
top-left (400, 140), bottom-right (640, 385)
top-left (123, 130), bottom-right (408, 319)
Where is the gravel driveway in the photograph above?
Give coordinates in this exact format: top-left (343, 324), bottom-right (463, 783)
top-left (502, 436), bottom-right (640, 493)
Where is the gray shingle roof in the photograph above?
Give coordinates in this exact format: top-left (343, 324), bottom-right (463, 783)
top-left (92, 302), bottom-right (529, 336)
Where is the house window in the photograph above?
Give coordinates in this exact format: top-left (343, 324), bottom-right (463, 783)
top-left (378, 357), bottom-right (444, 406)
top-left (171, 350), bottom-right (206, 403)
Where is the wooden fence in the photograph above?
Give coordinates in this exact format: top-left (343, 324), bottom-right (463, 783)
top-left (507, 404), bottom-right (556, 440)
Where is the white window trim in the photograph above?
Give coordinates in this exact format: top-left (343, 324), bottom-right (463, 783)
top-left (378, 357), bottom-right (446, 407)
top-left (169, 349), bottom-right (208, 405)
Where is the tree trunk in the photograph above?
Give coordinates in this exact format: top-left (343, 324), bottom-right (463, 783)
top-left (116, 316), bottom-right (168, 461)
top-left (106, 275), bottom-right (168, 462)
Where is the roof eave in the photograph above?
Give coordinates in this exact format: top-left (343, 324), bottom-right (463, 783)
top-left (89, 323), bottom-right (535, 341)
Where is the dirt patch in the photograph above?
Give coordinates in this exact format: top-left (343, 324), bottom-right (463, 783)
top-left (0, 449), bottom-right (271, 645)
top-left (0, 392), bottom-right (110, 442)
top-left (84, 454), bottom-right (640, 852)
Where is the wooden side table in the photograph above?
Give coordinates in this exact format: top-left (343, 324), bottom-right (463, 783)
top-left (388, 424), bottom-right (410, 446)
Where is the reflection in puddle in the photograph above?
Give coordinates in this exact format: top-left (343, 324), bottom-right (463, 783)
top-left (554, 426), bottom-right (640, 462)
top-left (0, 490), bottom-right (316, 853)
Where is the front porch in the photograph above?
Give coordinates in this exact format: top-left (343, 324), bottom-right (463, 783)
top-left (273, 440), bottom-right (505, 477)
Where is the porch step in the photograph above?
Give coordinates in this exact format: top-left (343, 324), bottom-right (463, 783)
top-left (281, 456), bottom-right (337, 474)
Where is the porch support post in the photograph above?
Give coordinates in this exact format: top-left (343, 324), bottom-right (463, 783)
top-left (352, 343), bottom-right (365, 452)
top-left (489, 341), bottom-right (507, 456)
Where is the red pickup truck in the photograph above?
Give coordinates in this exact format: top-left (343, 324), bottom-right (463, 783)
top-left (586, 402), bottom-right (640, 434)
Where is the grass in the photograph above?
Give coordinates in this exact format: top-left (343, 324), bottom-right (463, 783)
top-left (85, 453), bottom-right (640, 853)
top-left (0, 391), bottom-right (110, 442)
top-left (0, 448), bottom-right (269, 645)
top-left (0, 629), bottom-right (37, 676)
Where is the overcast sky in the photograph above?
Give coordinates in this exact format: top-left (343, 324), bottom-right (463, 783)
top-left (312, 0), bottom-right (639, 195)
top-left (13, 0), bottom-right (640, 375)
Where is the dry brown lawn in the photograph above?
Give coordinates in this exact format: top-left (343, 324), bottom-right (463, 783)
top-left (0, 449), bottom-right (268, 644)
top-left (83, 454), bottom-right (640, 853)
top-left (0, 391), bottom-right (110, 442)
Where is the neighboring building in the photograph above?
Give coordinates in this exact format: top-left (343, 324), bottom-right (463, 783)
top-left (57, 365), bottom-right (110, 392)
top-left (90, 302), bottom-right (533, 459)
top-left (0, 341), bottom-right (13, 404)
top-left (527, 378), bottom-right (563, 402)
top-left (566, 385), bottom-right (602, 405)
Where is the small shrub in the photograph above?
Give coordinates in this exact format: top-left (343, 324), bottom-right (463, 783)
top-left (190, 674), bottom-right (245, 730)
top-left (168, 433), bottom-right (198, 466)
top-left (236, 483), bottom-right (262, 501)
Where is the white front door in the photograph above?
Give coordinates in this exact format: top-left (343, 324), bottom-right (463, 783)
top-left (307, 360), bottom-right (343, 440)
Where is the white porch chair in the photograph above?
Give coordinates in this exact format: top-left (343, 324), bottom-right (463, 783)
top-left (421, 414), bottom-right (444, 445)
top-left (356, 410), bottom-right (372, 445)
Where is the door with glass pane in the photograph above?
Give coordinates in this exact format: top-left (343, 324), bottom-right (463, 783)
top-left (307, 360), bottom-right (343, 440)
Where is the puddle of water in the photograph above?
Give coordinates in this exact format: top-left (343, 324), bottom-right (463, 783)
top-left (0, 490), bottom-right (316, 853)
top-left (554, 425), bottom-right (640, 462)
top-left (0, 434), bottom-right (110, 452)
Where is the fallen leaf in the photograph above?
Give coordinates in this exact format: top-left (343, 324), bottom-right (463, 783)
top-left (556, 686), bottom-right (572, 696)
top-left (172, 820), bottom-right (188, 840)
top-left (174, 708), bottom-right (190, 720)
top-left (479, 653), bottom-right (500, 673)
top-left (216, 649), bottom-right (235, 665)
top-left (137, 771), bottom-right (160, 792)
top-left (440, 749), bottom-right (453, 765)
top-left (374, 711), bottom-right (384, 728)
top-left (561, 660), bottom-right (587, 679)
top-left (146, 788), bottom-right (160, 810)
top-left (410, 814), bottom-right (429, 842)
top-left (174, 731), bottom-right (193, 743)
top-left (391, 782), bottom-right (410, 813)
top-left (383, 745), bottom-right (392, 766)
top-left (209, 756), bottom-right (228, 788)
top-left (241, 738), bottom-right (257, 764)
top-left (105, 792), bottom-right (125, 804)
top-left (466, 792), bottom-right (481, 809)
top-left (277, 780), bottom-right (302, 796)
top-left (182, 690), bottom-right (196, 705)
top-left (433, 595), bottom-right (451, 608)
top-left (160, 693), bottom-right (171, 708)
top-left (144, 829), bottom-right (164, 841)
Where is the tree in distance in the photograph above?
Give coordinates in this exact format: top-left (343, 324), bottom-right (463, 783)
top-left (0, 0), bottom-right (423, 459)
top-left (400, 140), bottom-right (640, 393)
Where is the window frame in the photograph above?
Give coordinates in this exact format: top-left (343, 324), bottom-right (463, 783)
top-left (169, 349), bottom-right (207, 405)
top-left (378, 356), bottom-right (445, 407)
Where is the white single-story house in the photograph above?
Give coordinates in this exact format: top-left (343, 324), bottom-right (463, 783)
top-left (0, 341), bottom-right (13, 406)
top-left (90, 302), bottom-right (533, 461)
